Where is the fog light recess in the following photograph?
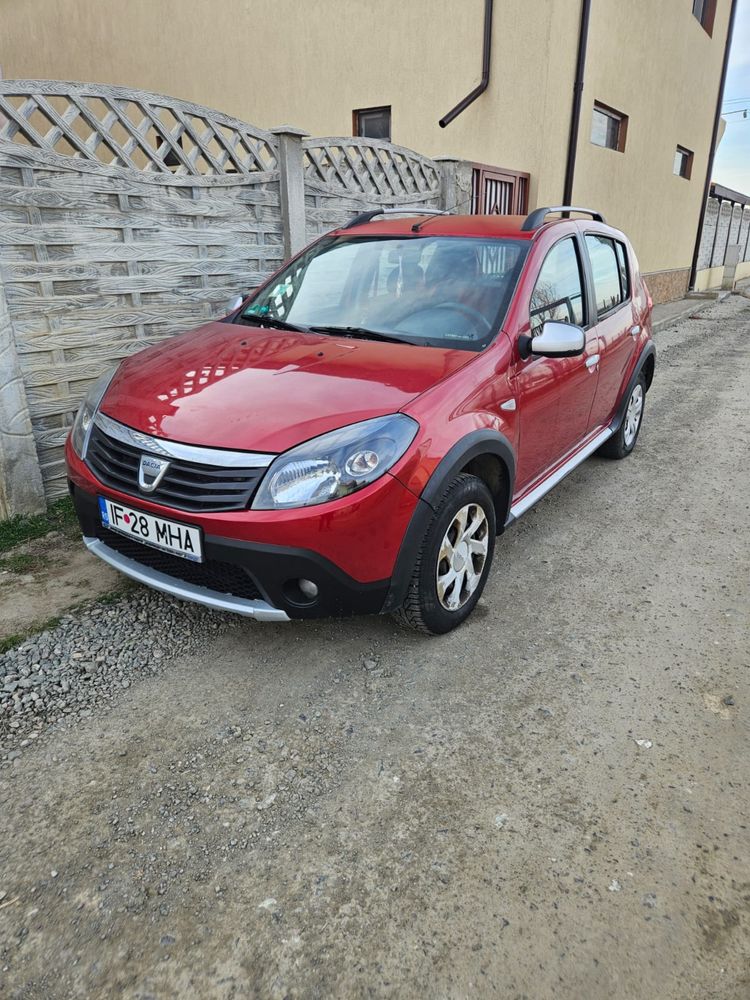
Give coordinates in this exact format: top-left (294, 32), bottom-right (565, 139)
top-left (282, 577), bottom-right (320, 606)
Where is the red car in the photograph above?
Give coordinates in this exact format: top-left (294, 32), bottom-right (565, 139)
top-left (66, 206), bottom-right (655, 634)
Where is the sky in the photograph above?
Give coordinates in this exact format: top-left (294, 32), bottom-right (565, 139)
top-left (713, 0), bottom-right (750, 192)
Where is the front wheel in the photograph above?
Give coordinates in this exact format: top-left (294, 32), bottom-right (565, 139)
top-left (393, 473), bottom-right (496, 635)
top-left (599, 375), bottom-right (646, 459)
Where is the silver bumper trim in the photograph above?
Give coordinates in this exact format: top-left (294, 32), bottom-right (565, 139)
top-left (83, 536), bottom-right (290, 622)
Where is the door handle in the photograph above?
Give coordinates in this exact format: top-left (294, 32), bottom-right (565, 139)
top-left (629, 324), bottom-right (641, 337)
top-left (585, 354), bottom-right (600, 370)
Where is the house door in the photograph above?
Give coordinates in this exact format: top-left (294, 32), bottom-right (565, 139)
top-left (471, 164), bottom-right (529, 216)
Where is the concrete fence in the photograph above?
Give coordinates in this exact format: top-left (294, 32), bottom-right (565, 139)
top-left (694, 183), bottom-right (750, 292)
top-left (0, 80), bottom-right (466, 518)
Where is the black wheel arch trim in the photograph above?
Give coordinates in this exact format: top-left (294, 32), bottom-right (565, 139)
top-left (610, 342), bottom-right (655, 434)
top-left (382, 428), bottom-right (515, 613)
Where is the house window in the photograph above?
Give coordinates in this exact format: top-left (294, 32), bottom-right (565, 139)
top-left (674, 145), bottom-right (694, 178)
top-left (590, 102), bottom-right (628, 152)
top-left (353, 106), bottom-right (391, 141)
top-left (692, 0), bottom-right (717, 35)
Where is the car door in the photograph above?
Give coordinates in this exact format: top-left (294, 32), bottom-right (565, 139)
top-left (583, 233), bottom-right (639, 429)
top-left (510, 235), bottom-right (600, 491)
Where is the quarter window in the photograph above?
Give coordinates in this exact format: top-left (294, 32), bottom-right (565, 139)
top-left (529, 238), bottom-right (586, 334)
top-left (353, 106), bottom-right (391, 140)
top-left (614, 240), bottom-right (630, 300)
top-left (591, 102), bottom-right (627, 152)
top-left (585, 235), bottom-right (628, 315)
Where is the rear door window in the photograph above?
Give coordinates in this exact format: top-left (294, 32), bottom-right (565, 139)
top-left (529, 237), bottom-right (586, 335)
top-left (585, 235), bottom-right (628, 316)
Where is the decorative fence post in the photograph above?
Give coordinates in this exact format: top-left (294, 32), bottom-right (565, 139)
top-left (0, 275), bottom-right (46, 518)
top-left (271, 126), bottom-right (309, 259)
top-left (435, 157), bottom-right (474, 214)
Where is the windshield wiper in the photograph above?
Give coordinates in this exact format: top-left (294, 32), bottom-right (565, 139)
top-left (309, 324), bottom-right (415, 346)
top-left (236, 313), bottom-right (309, 333)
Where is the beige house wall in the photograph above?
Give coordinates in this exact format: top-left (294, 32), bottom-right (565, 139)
top-left (0, 0), bottom-right (732, 289)
top-left (575, 0), bottom-right (731, 278)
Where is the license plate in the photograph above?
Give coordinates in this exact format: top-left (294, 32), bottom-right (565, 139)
top-left (98, 497), bottom-right (203, 562)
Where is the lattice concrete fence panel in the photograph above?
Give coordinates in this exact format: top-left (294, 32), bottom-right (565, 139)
top-left (303, 137), bottom-right (443, 240)
top-left (0, 82), bottom-right (462, 518)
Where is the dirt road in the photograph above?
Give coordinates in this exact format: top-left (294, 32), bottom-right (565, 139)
top-left (1, 295), bottom-right (748, 999)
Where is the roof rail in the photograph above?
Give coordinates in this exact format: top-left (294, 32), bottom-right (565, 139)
top-left (521, 206), bottom-right (606, 231)
top-left (343, 208), bottom-right (450, 230)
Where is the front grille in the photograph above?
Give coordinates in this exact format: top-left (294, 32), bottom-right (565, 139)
top-left (95, 526), bottom-right (263, 601)
top-left (86, 423), bottom-right (265, 512)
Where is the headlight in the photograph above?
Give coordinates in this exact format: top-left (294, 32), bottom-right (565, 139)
top-left (70, 367), bottom-right (118, 458)
top-left (252, 414), bottom-right (418, 510)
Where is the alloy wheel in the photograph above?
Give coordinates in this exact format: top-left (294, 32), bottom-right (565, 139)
top-left (436, 503), bottom-right (489, 611)
top-left (624, 383), bottom-right (644, 447)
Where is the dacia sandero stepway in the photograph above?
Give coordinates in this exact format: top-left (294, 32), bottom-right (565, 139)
top-left (66, 206), bottom-right (655, 633)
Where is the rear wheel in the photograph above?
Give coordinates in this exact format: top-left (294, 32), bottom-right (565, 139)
top-left (393, 473), bottom-right (496, 635)
top-left (599, 375), bottom-right (646, 459)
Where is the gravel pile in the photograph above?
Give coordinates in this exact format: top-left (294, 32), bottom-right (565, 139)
top-left (0, 588), bottom-right (228, 759)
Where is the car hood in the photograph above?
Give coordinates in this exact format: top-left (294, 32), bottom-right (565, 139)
top-left (100, 321), bottom-right (472, 454)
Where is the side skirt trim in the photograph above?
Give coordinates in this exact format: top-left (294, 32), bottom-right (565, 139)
top-left (507, 427), bottom-right (613, 521)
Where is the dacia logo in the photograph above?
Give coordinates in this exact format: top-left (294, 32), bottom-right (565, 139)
top-left (138, 454), bottom-right (170, 493)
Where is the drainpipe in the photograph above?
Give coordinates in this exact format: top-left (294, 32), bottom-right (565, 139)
top-left (563, 0), bottom-right (592, 205)
top-left (689, 0), bottom-right (739, 290)
top-left (439, 0), bottom-right (493, 128)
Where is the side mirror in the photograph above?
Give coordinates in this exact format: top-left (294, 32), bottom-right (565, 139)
top-left (520, 320), bottom-right (585, 359)
top-left (228, 290), bottom-right (258, 314)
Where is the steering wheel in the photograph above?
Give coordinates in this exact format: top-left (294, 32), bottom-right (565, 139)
top-left (395, 302), bottom-right (493, 337)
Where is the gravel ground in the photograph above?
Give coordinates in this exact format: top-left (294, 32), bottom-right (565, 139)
top-left (0, 295), bottom-right (748, 999)
top-left (0, 591), bottom-right (228, 756)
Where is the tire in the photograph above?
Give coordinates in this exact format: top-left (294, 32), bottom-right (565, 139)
top-left (598, 374), bottom-right (646, 459)
top-left (393, 473), bottom-right (496, 635)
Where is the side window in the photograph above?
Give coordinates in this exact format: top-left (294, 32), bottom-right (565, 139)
top-left (529, 238), bottom-right (586, 335)
top-left (585, 235), bottom-right (627, 316)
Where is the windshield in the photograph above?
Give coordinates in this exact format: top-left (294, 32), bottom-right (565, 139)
top-left (238, 234), bottom-right (529, 351)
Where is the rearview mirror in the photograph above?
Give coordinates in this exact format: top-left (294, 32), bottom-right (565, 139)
top-left (527, 320), bottom-right (585, 358)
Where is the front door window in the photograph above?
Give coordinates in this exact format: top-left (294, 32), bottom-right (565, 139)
top-left (529, 237), bottom-right (586, 334)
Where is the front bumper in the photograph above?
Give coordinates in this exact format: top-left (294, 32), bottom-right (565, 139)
top-left (69, 471), bottom-right (407, 621)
